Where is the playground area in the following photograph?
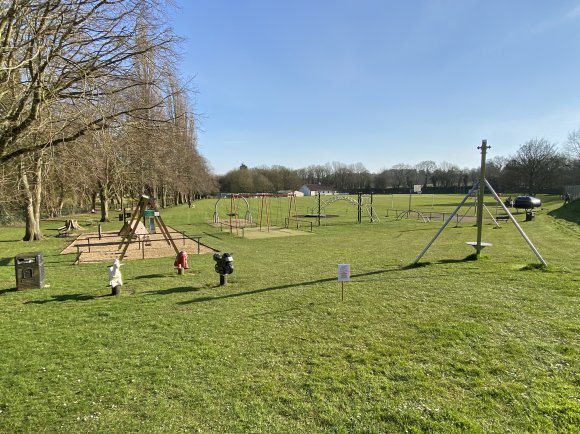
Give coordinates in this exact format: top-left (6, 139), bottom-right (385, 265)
top-left (209, 191), bottom-right (519, 231)
top-left (211, 193), bottom-right (317, 237)
top-left (60, 227), bottom-right (214, 263)
top-left (2, 139), bottom-right (577, 433)
top-left (1, 191), bottom-right (578, 433)
top-left (209, 219), bottom-right (313, 239)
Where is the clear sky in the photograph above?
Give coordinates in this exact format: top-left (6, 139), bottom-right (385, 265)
top-left (169, 1), bottom-right (580, 175)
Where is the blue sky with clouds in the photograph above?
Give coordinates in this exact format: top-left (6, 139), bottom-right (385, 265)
top-left (169, 1), bottom-right (580, 175)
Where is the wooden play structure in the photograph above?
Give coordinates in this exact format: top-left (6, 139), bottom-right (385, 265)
top-left (118, 195), bottom-right (179, 260)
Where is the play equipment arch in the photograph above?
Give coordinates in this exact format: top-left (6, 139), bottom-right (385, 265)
top-left (312, 194), bottom-right (380, 223)
top-left (213, 194), bottom-right (252, 224)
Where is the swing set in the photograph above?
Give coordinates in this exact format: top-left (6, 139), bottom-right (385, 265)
top-left (213, 193), bottom-right (300, 235)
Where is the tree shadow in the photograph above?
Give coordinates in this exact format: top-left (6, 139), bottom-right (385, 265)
top-left (548, 200), bottom-right (580, 224)
top-left (202, 231), bottom-right (224, 240)
top-left (179, 267), bottom-right (403, 304)
top-left (24, 293), bottom-right (109, 304)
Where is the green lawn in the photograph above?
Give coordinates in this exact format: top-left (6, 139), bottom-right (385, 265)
top-left (0, 195), bottom-right (578, 433)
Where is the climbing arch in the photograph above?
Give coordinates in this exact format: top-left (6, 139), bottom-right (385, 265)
top-left (317, 194), bottom-right (380, 223)
top-left (213, 194), bottom-right (252, 224)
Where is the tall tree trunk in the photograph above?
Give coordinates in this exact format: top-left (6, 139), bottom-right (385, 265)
top-left (99, 183), bottom-right (110, 222)
top-left (160, 186), bottom-right (167, 208)
top-left (20, 156), bottom-right (43, 241)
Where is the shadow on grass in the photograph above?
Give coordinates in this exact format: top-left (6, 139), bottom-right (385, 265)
top-left (396, 227), bottom-right (445, 233)
top-left (202, 231), bottom-right (224, 240)
top-left (403, 254), bottom-right (478, 269)
top-left (438, 254), bottom-right (480, 263)
top-left (143, 286), bottom-right (201, 295)
top-left (0, 257), bottom-right (13, 266)
top-left (518, 263), bottom-right (552, 272)
top-left (179, 267), bottom-right (403, 304)
top-left (134, 274), bottom-right (171, 279)
top-left (0, 287), bottom-right (17, 295)
top-left (548, 200), bottom-right (580, 224)
top-left (24, 293), bottom-right (109, 304)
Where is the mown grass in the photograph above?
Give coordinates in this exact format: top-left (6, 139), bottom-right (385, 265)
top-left (0, 194), bottom-right (578, 433)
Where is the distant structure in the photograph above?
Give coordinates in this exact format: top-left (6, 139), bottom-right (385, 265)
top-left (277, 190), bottom-right (304, 197)
top-left (298, 184), bottom-right (337, 196)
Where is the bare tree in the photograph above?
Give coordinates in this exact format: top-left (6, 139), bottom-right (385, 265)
top-left (390, 164), bottom-right (415, 188)
top-left (0, 158), bottom-right (20, 223)
top-left (486, 156), bottom-right (509, 192)
top-left (432, 161), bottom-right (460, 188)
top-left (0, 0), bottom-right (177, 165)
top-left (1, 0), bottom-right (183, 237)
top-left (350, 162), bottom-right (370, 190)
top-left (566, 127), bottom-right (580, 161)
top-left (18, 151), bottom-right (45, 240)
top-left (415, 160), bottom-right (436, 189)
top-left (504, 138), bottom-right (565, 192)
top-left (373, 168), bottom-right (392, 190)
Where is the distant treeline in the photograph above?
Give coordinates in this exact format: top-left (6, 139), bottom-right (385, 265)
top-left (218, 138), bottom-right (580, 196)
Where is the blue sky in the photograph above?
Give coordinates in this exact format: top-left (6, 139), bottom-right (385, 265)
top-left (169, 1), bottom-right (580, 175)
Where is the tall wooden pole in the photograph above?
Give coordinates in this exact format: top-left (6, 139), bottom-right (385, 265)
top-left (476, 140), bottom-right (489, 256)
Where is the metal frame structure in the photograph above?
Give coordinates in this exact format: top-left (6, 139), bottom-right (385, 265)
top-left (413, 141), bottom-right (547, 266)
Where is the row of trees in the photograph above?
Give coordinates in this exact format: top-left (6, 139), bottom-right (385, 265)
top-left (218, 137), bottom-right (580, 195)
top-left (0, 0), bottom-right (216, 239)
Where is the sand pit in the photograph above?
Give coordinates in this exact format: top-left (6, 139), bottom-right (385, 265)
top-left (208, 220), bottom-right (312, 239)
top-left (61, 227), bottom-right (216, 263)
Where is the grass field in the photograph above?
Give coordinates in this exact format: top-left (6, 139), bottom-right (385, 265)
top-left (0, 194), bottom-right (578, 433)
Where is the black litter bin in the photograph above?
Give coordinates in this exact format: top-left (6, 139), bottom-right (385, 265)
top-left (15, 252), bottom-right (45, 289)
top-left (525, 211), bottom-right (535, 221)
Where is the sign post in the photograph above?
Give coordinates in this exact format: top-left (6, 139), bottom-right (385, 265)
top-left (337, 264), bottom-right (350, 301)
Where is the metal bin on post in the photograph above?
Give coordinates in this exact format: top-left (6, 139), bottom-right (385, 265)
top-left (14, 252), bottom-right (45, 289)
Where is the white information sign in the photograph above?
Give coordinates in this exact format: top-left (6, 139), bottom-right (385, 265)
top-left (338, 264), bottom-right (350, 282)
